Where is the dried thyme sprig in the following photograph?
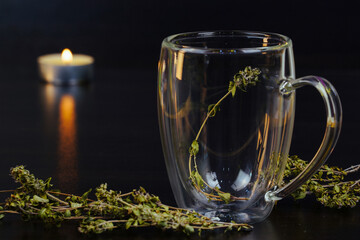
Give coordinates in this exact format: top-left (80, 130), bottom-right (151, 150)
top-left (188, 66), bottom-right (261, 203)
top-left (0, 166), bottom-right (253, 235)
top-left (284, 155), bottom-right (360, 208)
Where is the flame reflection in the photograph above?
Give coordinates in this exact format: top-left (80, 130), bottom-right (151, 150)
top-left (263, 37), bottom-right (268, 47)
top-left (41, 84), bottom-right (89, 192)
top-left (57, 94), bottom-right (78, 191)
top-left (175, 51), bottom-right (184, 80)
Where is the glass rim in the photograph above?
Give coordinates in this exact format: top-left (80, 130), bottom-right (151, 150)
top-left (162, 30), bottom-right (292, 54)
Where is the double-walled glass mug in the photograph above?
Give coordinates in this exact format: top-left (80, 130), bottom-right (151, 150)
top-left (157, 31), bottom-right (342, 223)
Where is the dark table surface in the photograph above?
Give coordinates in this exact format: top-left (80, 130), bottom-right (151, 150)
top-left (0, 66), bottom-right (359, 240)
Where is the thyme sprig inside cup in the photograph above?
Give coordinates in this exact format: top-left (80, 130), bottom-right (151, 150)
top-left (188, 66), bottom-right (261, 203)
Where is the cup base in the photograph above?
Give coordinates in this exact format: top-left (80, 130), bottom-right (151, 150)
top-left (196, 199), bottom-right (274, 224)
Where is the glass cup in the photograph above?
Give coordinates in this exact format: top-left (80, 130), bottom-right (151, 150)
top-left (157, 31), bottom-right (342, 223)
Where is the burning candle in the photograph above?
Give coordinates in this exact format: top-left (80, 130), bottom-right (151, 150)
top-left (38, 48), bottom-right (94, 85)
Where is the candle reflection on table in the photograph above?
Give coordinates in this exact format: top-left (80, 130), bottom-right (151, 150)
top-left (41, 85), bottom-right (88, 192)
top-left (57, 94), bottom-right (78, 192)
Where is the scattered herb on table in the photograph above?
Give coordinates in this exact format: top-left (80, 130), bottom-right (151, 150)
top-left (0, 165), bottom-right (252, 235)
top-left (285, 155), bottom-right (360, 208)
top-left (0, 157), bottom-right (359, 235)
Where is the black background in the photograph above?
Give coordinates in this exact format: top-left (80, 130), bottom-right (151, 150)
top-left (0, 0), bottom-right (360, 239)
top-left (1, 0), bottom-right (359, 156)
top-left (0, 0), bottom-right (359, 69)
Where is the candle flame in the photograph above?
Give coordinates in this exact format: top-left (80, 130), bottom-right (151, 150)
top-left (61, 48), bottom-right (73, 63)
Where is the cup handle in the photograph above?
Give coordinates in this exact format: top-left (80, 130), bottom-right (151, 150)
top-left (265, 76), bottom-right (343, 202)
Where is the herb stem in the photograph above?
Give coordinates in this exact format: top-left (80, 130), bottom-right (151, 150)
top-left (195, 90), bottom-right (232, 141)
top-left (350, 179), bottom-right (360, 189)
top-left (188, 90), bottom-right (235, 200)
top-left (46, 192), bottom-right (69, 205)
top-left (0, 190), bottom-right (14, 193)
top-left (64, 216), bottom-right (105, 220)
top-left (0, 210), bottom-right (19, 214)
top-left (344, 164), bottom-right (360, 173)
